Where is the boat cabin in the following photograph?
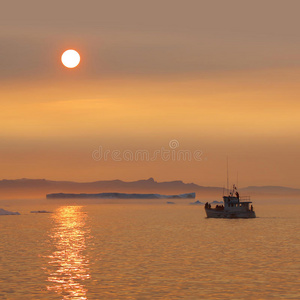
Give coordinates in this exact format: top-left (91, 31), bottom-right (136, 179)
top-left (223, 196), bottom-right (252, 211)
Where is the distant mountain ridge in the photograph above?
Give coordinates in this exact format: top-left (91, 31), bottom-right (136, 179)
top-left (0, 178), bottom-right (299, 199)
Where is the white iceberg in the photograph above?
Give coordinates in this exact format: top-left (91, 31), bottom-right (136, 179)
top-left (0, 208), bottom-right (20, 215)
top-left (190, 200), bottom-right (204, 205)
top-left (211, 200), bottom-right (223, 204)
top-left (47, 192), bottom-right (196, 199)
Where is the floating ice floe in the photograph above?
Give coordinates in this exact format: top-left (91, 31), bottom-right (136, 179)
top-left (47, 192), bottom-right (196, 199)
top-left (190, 200), bottom-right (204, 205)
top-left (0, 208), bottom-right (20, 215)
top-left (210, 200), bottom-right (223, 204)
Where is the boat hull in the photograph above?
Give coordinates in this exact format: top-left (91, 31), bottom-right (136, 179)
top-left (205, 208), bottom-right (256, 219)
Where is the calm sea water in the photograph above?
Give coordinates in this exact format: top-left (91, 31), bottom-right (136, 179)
top-left (0, 199), bottom-right (299, 299)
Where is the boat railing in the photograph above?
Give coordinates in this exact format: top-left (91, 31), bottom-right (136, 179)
top-left (239, 196), bottom-right (251, 201)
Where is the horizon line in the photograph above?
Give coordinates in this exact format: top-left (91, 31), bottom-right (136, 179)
top-left (0, 177), bottom-right (299, 190)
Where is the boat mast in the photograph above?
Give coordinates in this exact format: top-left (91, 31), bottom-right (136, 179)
top-left (227, 156), bottom-right (229, 194)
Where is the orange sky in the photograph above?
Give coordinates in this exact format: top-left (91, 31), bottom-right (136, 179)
top-left (1, 1), bottom-right (300, 187)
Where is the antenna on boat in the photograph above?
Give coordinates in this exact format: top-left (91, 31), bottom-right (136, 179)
top-left (237, 171), bottom-right (239, 190)
top-left (227, 156), bottom-right (229, 194)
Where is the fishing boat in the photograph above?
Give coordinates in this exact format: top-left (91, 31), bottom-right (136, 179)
top-left (204, 184), bottom-right (256, 218)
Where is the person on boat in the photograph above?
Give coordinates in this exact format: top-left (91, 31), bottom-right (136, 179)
top-left (251, 205), bottom-right (253, 211)
top-left (235, 191), bottom-right (239, 200)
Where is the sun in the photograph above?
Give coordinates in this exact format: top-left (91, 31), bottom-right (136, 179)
top-left (61, 49), bottom-right (80, 68)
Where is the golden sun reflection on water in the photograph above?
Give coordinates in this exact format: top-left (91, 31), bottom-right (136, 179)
top-left (47, 206), bottom-right (90, 299)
